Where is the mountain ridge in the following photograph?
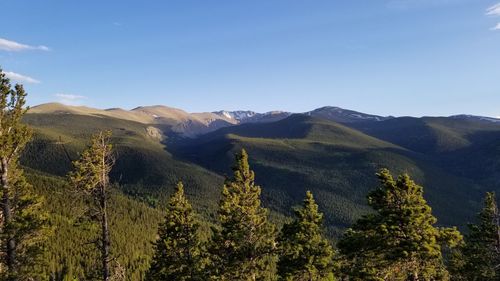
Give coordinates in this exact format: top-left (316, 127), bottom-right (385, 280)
top-left (30, 102), bottom-right (500, 138)
top-left (22, 102), bottom-right (500, 236)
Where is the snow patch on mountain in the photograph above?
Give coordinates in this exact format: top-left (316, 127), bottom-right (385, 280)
top-left (450, 115), bottom-right (500, 123)
top-left (212, 110), bottom-right (258, 122)
top-left (212, 110), bottom-right (291, 124)
top-left (305, 106), bottom-right (391, 123)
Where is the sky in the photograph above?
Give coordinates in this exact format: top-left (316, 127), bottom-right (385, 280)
top-left (1, 0), bottom-right (500, 117)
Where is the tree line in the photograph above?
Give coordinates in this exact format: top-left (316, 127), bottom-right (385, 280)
top-left (2, 70), bottom-right (500, 280)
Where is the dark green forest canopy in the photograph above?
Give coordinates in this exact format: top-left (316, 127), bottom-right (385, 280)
top-left (20, 111), bottom-right (500, 233)
top-left (7, 107), bottom-right (500, 280)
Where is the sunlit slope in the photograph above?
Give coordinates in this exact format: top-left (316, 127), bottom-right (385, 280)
top-left (22, 113), bottom-right (224, 212)
top-left (29, 102), bottom-right (236, 137)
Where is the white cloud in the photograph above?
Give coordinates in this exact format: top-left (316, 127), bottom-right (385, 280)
top-left (486, 3), bottom-right (500, 16)
top-left (55, 94), bottom-right (87, 100)
top-left (55, 93), bottom-right (87, 105)
top-left (491, 22), bottom-right (500, 30)
top-left (4, 71), bottom-right (40, 84)
top-left (0, 37), bottom-right (50, 52)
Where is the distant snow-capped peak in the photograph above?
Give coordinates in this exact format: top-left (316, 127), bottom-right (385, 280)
top-left (213, 110), bottom-right (257, 121)
top-left (450, 114), bottom-right (500, 123)
top-left (212, 110), bottom-right (291, 123)
top-left (305, 106), bottom-right (391, 123)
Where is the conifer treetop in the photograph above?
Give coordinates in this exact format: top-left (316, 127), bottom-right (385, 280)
top-left (208, 148), bottom-right (276, 280)
top-left (168, 181), bottom-right (194, 213)
top-left (338, 168), bottom-right (462, 280)
top-left (0, 69), bottom-right (32, 164)
top-left (297, 191), bottom-right (323, 225)
top-left (70, 130), bottom-right (114, 193)
top-left (230, 148), bottom-right (254, 184)
top-left (146, 181), bottom-right (203, 281)
top-left (277, 190), bottom-right (335, 280)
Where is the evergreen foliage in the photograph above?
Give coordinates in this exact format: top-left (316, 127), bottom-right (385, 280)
top-left (208, 149), bottom-right (276, 280)
top-left (69, 131), bottom-right (115, 281)
top-left (277, 191), bottom-right (335, 281)
top-left (146, 182), bottom-right (203, 281)
top-left (0, 69), bottom-right (49, 281)
top-left (2, 81), bottom-right (498, 280)
top-left (337, 169), bottom-right (462, 281)
top-left (29, 172), bottom-right (163, 281)
top-left (451, 192), bottom-right (500, 280)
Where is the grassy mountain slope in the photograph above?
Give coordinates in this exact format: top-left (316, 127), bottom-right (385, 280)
top-left (29, 102), bottom-right (236, 137)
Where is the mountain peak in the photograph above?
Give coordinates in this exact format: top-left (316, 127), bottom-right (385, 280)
top-left (314, 106), bottom-right (344, 111)
top-left (30, 102), bottom-right (103, 115)
top-left (306, 106), bottom-right (391, 123)
top-left (449, 114), bottom-right (500, 123)
top-left (212, 110), bottom-right (258, 122)
top-left (211, 110), bottom-right (293, 125)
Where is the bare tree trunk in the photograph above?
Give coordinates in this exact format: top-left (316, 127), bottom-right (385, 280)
top-left (100, 134), bottom-right (111, 281)
top-left (408, 272), bottom-right (419, 281)
top-left (1, 158), bottom-right (16, 278)
top-left (100, 186), bottom-right (110, 281)
top-left (72, 131), bottom-right (114, 281)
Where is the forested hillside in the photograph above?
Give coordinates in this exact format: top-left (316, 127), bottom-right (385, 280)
top-left (28, 172), bottom-right (164, 280)
top-left (171, 114), bottom-right (496, 232)
top-left (1, 90), bottom-right (500, 279)
top-left (21, 109), bottom-right (500, 236)
top-left (21, 113), bottom-right (224, 214)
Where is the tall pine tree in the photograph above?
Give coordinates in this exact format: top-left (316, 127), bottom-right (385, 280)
top-left (0, 68), bottom-right (48, 281)
top-left (146, 182), bottom-right (203, 281)
top-left (337, 169), bottom-right (462, 281)
top-left (452, 192), bottom-right (500, 280)
top-left (70, 130), bottom-right (114, 281)
top-left (208, 149), bottom-right (276, 281)
top-left (277, 191), bottom-right (335, 281)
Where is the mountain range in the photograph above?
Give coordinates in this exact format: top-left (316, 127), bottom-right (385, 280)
top-left (31, 103), bottom-right (499, 137)
top-left (24, 103), bottom-right (500, 236)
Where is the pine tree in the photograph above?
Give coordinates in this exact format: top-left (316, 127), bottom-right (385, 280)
top-left (208, 149), bottom-right (276, 281)
top-left (277, 191), bottom-right (335, 281)
top-left (453, 192), bottom-right (500, 280)
top-left (69, 130), bottom-right (114, 281)
top-left (337, 169), bottom-right (462, 281)
top-left (146, 182), bottom-right (203, 281)
top-left (0, 69), bottom-right (48, 280)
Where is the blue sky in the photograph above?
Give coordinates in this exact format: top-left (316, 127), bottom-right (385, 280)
top-left (1, 0), bottom-right (499, 117)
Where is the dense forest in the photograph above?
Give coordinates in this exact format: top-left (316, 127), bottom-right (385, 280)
top-left (2, 71), bottom-right (500, 281)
